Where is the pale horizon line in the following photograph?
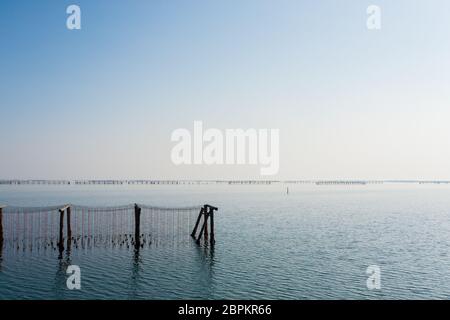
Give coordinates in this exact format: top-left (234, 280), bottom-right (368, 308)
top-left (1, 179), bottom-right (450, 184)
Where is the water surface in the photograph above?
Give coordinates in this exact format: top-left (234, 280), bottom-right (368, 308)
top-left (1, 183), bottom-right (450, 299)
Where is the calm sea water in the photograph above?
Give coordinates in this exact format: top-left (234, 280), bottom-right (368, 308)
top-left (1, 183), bottom-right (450, 300)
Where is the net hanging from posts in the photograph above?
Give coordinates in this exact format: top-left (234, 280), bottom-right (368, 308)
top-left (0, 204), bottom-right (203, 252)
top-left (137, 204), bottom-right (201, 247)
top-left (70, 204), bottom-right (135, 249)
top-left (2, 206), bottom-right (63, 252)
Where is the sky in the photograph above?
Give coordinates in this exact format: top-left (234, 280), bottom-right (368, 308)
top-left (1, 0), bottom-right (450, 180)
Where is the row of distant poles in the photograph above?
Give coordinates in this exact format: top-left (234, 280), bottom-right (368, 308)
top-left (0, 204), bottom-right (218, 253)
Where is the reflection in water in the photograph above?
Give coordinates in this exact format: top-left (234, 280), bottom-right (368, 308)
top-left (53, 250), bottom-right (73, 298)
top-left (192, 242), bottom-right (215, 297)
top-left (129, 248), bottom-right (143, 298)
top-left (33, 239), bottom-right (216, 299)
top-left (196, 241), bottom-right (215, 267)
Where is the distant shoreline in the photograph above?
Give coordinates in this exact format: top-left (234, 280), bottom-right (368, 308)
top-left (0, 179), bottom-right (449, 185)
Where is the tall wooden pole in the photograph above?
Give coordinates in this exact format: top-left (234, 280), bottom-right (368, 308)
top-left (204, 210), bottom-right (209, 241)
top-left (209, 206), bottom-right (215, 245)
top-left (58, 209), bottom-right (65, 252)
top-left (66, 206), bottom-right (72, 250)
top-left (134, 204), bottom-right (141, 249)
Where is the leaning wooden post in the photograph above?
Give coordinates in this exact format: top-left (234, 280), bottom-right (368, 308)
top-left (196, 206), bottom-right (209, 244)
top-left (191, 206), bottom-right (205, 238)
top-left (134, 204), bottom-right (141, 249)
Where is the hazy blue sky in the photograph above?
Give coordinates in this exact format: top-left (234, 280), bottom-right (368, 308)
top-left (1, 0), bottom-right (450, 180)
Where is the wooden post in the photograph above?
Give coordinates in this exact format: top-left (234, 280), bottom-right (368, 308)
top-left (0, 206), bottom-right (4, 247)
top-left (196, 208), bottom-right (209, 243)
top-left (191, 207), bottom-right (204, 238)
top-left (134, 204), bottom-right (141, 249)
top-left (209, 206), bottom-right (215, 245)
top-left (58, 209), bottom-right (65, 252)
top-left (66, 206), bottom-right (72, 249)
top-left (204, 210), bottom-right (208, 241)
